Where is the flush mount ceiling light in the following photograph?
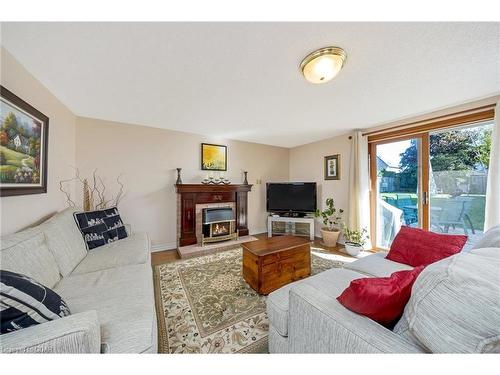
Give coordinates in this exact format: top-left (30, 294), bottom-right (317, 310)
top-left (300, 46), bottom-right (347, 84)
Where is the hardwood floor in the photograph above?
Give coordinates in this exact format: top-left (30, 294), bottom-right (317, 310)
top-left (151, 249), bottom-right (180, 266)
top-left (151, 232), bottom-right (354, 266)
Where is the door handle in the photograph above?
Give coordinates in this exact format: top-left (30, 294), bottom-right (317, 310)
top-left (423, 191), bottom-right (429, 206)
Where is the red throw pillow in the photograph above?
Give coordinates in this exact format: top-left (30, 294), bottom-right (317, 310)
top-left (386, 226), bottom-right (467, 267)
top-left (337, 266), bottom-right (425, 327)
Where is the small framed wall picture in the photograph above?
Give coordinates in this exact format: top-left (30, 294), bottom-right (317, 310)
top-left (201, 143), bottom-right (227, 171)
top-left (324, 154), bottom-right (340, 180)
top-left (0, 85), bottom-right (49, 196)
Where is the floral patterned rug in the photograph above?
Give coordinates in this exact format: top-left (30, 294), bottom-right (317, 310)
top-left (153, 246), bottom-right (345, 354)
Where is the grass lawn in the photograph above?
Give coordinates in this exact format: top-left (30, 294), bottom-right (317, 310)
top-left (0, 145), bottom-right (34, 168)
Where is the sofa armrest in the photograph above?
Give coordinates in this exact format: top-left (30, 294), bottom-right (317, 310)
top-left (287, 284), bottom-right (423, 353)
top-left (0, 311), bottom-right (101, 353)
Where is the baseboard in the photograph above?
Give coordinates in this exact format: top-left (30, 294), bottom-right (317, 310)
top-left (249, 228), bottom-right (267, 236)
top-left (151, 242), bottom-right (177, 252)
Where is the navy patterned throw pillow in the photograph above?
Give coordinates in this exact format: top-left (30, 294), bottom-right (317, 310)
top-left (0, 270), bottom-right (71, 334)
top-left (74, 207), bottom-right (128, 250)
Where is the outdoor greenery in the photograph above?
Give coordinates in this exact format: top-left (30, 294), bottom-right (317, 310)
top-left (377, 126), bottom-right (491, 232)
top-left (380, 191), bottom-right (486, 231)
top-left (398, 127), bottom-right (492, 193)
top-left (315, 198), bottom-right (344, 231)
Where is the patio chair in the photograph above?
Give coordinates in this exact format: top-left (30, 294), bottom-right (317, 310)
top-left (378, 199), bottom-right (404, 248)
top-left (432, 199), bottom-right (475, 235)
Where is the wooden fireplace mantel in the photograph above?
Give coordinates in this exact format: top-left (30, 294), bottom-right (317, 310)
top-left (175, 184), bottom-right (253, 247)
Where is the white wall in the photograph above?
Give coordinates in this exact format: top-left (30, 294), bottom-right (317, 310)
top-left (0, 47), bottom-right (76, 235)
top-left (75, 117), bottom-right (289, 249)
top-left (289, 133), bottom-right (352, 236)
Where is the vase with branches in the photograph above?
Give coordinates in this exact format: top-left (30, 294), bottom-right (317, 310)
top-left (315, 198), bottom-right (344, 247)
top-left (59, 167), bottom-right (125, 211)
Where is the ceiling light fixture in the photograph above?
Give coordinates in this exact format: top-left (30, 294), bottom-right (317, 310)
top-left (300, 46), bottom-right (347, 84)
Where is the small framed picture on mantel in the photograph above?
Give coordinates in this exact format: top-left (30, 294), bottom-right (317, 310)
top-left (324, 154), bottom-right (340, 180)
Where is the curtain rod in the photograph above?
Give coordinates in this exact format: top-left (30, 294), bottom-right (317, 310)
top-left (362, 104), bottom-right (496, 137)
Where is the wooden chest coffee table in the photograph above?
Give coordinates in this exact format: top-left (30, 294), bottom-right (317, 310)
top-left (242, 235), bottom-right (311, 295)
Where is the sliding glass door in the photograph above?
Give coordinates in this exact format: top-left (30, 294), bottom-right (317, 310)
top-left (372, 137), bottom-right (424, 248)
top-left (429, 122), bottom-right (494, 243)
top-left (369, 119), bottom-right (494, 249)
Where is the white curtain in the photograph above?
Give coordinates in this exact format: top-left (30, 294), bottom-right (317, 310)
top-left (484, 100), bottom-right (500, 230)
top-left (348, 131), bottom-right (371, 247)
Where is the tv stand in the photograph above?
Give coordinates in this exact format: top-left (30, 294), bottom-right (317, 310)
top-left (278, 212), bottom-right (306, 218)
top-left (267, 216), bottom-right (315, 241)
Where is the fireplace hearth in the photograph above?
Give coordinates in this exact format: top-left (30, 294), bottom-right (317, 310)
top-left (202, 207), bottom-right (238, 246)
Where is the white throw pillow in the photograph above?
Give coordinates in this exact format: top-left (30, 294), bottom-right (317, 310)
top-left (39, 208), bottom-right (88, 276)
top-left (471, 225), bottom-right (500, 250)
top-left (401, 249), bottom-right (500, 353)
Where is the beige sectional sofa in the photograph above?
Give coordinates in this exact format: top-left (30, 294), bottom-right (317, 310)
top-left (267, 226), bottom-right (500, 353)
top-left (0, 208), bottom-right (157, 353)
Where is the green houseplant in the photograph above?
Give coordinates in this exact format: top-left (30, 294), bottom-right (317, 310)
top-left (315, 198), bottom-right (344, 247)
top-left (342, 224), bottom-right (369, 256)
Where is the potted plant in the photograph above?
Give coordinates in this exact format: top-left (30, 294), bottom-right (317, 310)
top-left (315, 198), bottom-right (344, 247)
top-left (342, 225), bottom-right (369, 256)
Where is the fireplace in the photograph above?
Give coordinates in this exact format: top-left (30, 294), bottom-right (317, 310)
top-left (176, 184), bottom-right (252, 248)
top-left (202, 207), bottom-right (238, 246)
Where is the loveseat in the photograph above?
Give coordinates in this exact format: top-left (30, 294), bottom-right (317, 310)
top-left (267, 225), bottom-right (500, 353)
top-left (0, 208), bottom-right (157, 353)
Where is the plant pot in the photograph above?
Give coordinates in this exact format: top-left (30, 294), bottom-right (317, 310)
top-left (344, 242), bottom-right (363, 257)
top-left (320, 228), bottom-right (340, 247)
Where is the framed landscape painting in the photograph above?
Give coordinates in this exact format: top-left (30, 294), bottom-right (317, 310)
top-left (324, 154), bottom-right (340, 180)
top-left (201, 143), bottom-right (227, 171)
top-left (0, 86), bottom-right (49, 196)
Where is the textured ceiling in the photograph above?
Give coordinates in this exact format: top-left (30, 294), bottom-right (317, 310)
top-left (1, 22), bottom-right (499, 147)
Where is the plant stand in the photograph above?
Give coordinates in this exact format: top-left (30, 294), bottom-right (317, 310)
top-left (267, 216), bottom-right (315, 241)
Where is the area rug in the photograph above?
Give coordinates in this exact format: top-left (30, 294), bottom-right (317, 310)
top-left (153, 246), bottom-right (345, 353)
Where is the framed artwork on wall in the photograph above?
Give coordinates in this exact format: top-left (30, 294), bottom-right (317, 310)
top-left (201, 143), bottom-right (227, 171)
top-left (0, 85), bottom-right (49, 197)
top-left (324, 154), bottom-right (340, 180)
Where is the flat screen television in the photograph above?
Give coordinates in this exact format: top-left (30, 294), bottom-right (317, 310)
top-left (266, 182), bottom-right (317, 214)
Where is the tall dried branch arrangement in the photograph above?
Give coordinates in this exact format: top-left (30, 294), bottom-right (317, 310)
top-left (82, 178), bottom-right (91, 211)
top-left (59, 177), bottom-right (77, 207)
top-left (59, 167), bottom-right (125, 211)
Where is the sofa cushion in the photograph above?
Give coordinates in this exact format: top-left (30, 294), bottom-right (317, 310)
top-left (268, 325), bottom-right (289, 353)
top-left (469, 247), bottom-right (498, 258)
top-left (392, 313), bottom-right (430, 352)
top-left (337, 266), bottom-right (424, 327)
top-left (267, 268), bottom-right (362, 337)
top-left (71, 232), bottom-right (150, 275)
top-left (1, 228), bottom-right (60, 288)
top-left (54, 263), bottom-right (155, 353)
top-left (471, 225), bottom-right (500, 250)
top-left (399, 249), bottom-right (500, 353)
top-left (387, 226), bottom-right (467, 267)
top-left (0, 270), bottom-right (70, 334)
top-left (344, 252), bottom-right (413, 277)
top-left (39, 208), bottom-right (88, 276)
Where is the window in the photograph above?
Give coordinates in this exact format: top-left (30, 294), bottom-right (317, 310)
top-left (429, 123), bottom-right (493, 242)
top-left (368, 109), bottom-right (494, 249)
